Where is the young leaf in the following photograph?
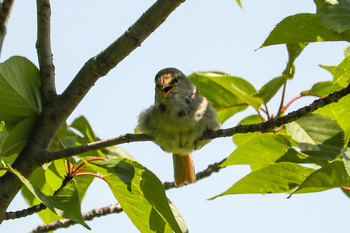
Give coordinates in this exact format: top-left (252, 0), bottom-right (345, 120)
top-left (317, 0), bottom-right (350, 33)
top-left (211, 163), bottom-right (315, 199)
top-left (87, 158), bottom-right (188, 233)
top-left (5, 162), bottom-right (90, 229)
top-left (286, 113), bottom-right (344, 160)
top-left (0, 56), bottom-right (41, 129)
top-left (293, 160), bottom-right (350, 194)
top-left (261, 14), bottom-right (347, 48)
top-left (1, 117), bottom-right (38, 157)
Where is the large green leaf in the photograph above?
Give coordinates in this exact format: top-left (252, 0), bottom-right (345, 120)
top-left (286, 113), bottom-right (344, 160)
top-left (0, 56), bottom-right (41, 129)
top-left (5, 161), bottom-right (90, 229)
top-left (293, 160), bottom-right (350, 193)
top-left (0, 117), bottom-right (38, 157)
top-left (315, 95), bottom-right (350, 145)
top-left (189, 72), bottom-right (262, 123)
top-left (342, 148), bottom-right (350, 176)
top-left (211, 163), bottom-right (315, 199)
top-left (225, 133), bottom-right (325, 167)
top-left (87, 158), bottom-right (188, 233)
top-left (318, 0), bottom-right (350, 33)
top-left (261, 14), bottom-right (348, 47)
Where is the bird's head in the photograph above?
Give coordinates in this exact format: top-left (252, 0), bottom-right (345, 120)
top-left (154, 68), bottom-right (193, 99)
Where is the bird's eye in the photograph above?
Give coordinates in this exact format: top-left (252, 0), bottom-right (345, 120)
top-left (171, 77), bottom-right (179, 84)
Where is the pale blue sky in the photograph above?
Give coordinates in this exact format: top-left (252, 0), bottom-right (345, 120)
top-left (1, 0), bottom-right (349, 232)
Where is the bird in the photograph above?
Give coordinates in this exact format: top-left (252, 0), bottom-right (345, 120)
top-left (137, 68), bottom-right (220, 187)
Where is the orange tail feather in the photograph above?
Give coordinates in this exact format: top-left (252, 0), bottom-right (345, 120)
top-left (172, 154), bottom-right (196, 187)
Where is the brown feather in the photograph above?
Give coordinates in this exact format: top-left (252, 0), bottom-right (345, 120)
top-left (173, 154), bottom-right (196, 187)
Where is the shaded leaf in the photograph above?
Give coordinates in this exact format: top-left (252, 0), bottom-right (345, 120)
top-left (87, 158), bottom-right (188, 233)
top-left (293, 160), bottom-right (350, 194)
top-left (286, 113), bottom-right (344, 160)
top-left (318, 0), bottom-right (350, 33)
top-left (211, 163), bottom-right (315, 199)
top-left (261, 14), bottom-right (348, 47)
top-left (0, 56), bottom-right (41, 129)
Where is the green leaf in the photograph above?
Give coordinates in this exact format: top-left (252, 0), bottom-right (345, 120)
top-left (286, 43), bottom-right (308, 67)
top-left (0, 56), bottom-right (41, 129)
top-left (318, 0), bottom-right (350, 33)
top-left (261, 14), bottom-right (348, 47)
top-left (87, 158), bottom-right (188, 233)
top-left (316, 95), bottom-right (350, 144)
top-left (226, 133), bottom-right (325, 167)
top-left (1, 117), bottom-right (38, 157)
top-left (211, 163), bottom-right (315, 199)
top-left (286, 113), bottom-right (344, 160)
top-left (344, 45), bottom-right (350, 57)
top-left (333, 55), bottom-right (350, 87)
top-left (319, 64), bottom-right (336, 76)
top-left (189, 72), bottom-right (262, 123)
top-left (232, 115), bottom-right (261, 146)
top-left (254, 76), bottom-right (287, 103)
top-left (301, 81), bottom-right (343, 97)
top-left (293, 160), bottom-right (350, 194)
top-left (5, 162), bottom-right (90, 229)
top-left (341, 148), bottom-right (350, 176)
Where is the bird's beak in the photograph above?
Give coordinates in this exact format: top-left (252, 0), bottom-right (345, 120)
top-left (161, 85), bottom-right (175, 97)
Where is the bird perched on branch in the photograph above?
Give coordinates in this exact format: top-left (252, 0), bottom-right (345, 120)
top-left (137, 68), bottom-right (220, 186)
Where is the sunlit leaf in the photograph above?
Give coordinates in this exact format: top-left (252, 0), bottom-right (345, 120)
top-left (254, 76), bottom-right (286, 103)
top-left (301, 81), bottom-right (343, 97)
top-left (333, 55), bottom-right (350, 87)
top-left (211, 163), bottom-right (314, 199)
top-left (341, 148), bottom-right (350, 176)
top-left (87, 158), bottom-right (188, 233)
top-left (0, 56), bottom-right (41, 129)
top-left (5, 162), bottom-right (90, 229)
top-left (293, 160), bottom-right (350, 194)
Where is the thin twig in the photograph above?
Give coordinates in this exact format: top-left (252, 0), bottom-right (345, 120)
top-left (29, 158), bottom-right (226, 232)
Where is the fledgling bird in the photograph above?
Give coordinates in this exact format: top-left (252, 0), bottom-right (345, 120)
top-left (137, 68), bottom-right (220, 187)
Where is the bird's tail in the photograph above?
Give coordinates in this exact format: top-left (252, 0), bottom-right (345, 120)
top-left (172, 154), bottom-right (196, 187)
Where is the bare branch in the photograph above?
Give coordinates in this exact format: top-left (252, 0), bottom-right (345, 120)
top-left (36, 0), bottom-right (56, 103)
top-left (0, 0), bottom-right (14, 56)
top-left (39, 133), bottom-right (152, 164)
top-left (29, 159), bottom-right (225, 232)
top-left (29, 204), bottom-right (123, 233)
top-left (4, 204), bottom-right (46, 220)
top-left (40, 84), bottom-right (350, 165)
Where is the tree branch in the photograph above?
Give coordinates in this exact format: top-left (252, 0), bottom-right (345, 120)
top-left (36, 0), bottom-right (56, 103)
top-left (29, 159), bottom-right (225, 232)
top-left (0, 0), bottom-right (14, 57)
top-left (39, 83), bottom-right (350, 164)
top-left (0, 0), bottom-right (186, 222)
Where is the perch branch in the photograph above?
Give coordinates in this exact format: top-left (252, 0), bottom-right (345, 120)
top-left (29, 159), bottom-right (225, 232)
top-left (36, 0), bottom-right (56, 103)
top-left (40, 83), bottom-right (350, 164)
top-left (0, 0), bottom-right (14, 56)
